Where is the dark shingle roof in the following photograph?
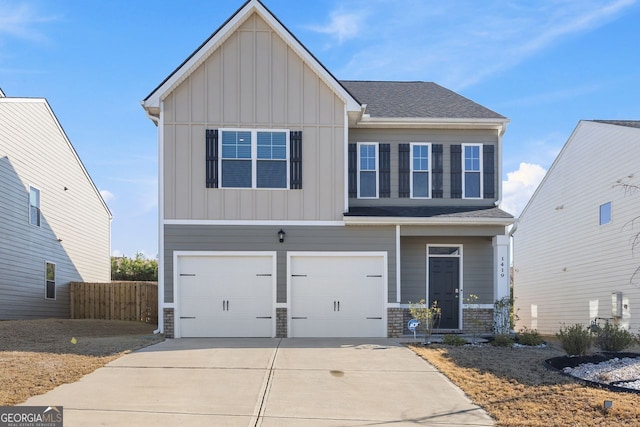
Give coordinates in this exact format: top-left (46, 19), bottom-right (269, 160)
top-left (589, 120), bottom-right (640, 129)
top-left (340, 81), bottom-right (506, 120)
top-left (345, 206), bottom-right (513, 219)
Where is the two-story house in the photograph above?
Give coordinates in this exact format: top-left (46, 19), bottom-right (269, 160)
top-left (0, 92), bottom-right (112, 319)
top-left (514, 120), bottom-right (640, 334)
top-left (142, 0), bottom-right (513, 338)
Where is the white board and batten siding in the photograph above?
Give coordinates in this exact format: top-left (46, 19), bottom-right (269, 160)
top-left (0, 98), bottom-right (111, 319)
top-left (162, 12), bottom-right (346, 223)
top-left (514, 121), bottom-right (640, 333)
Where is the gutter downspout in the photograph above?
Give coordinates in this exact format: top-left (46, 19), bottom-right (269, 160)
top-left (142, 101), bottom-right (161, 335)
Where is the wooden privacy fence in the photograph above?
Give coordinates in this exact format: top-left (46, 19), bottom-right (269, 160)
top-left (70, 281), bottom-right (158, 324)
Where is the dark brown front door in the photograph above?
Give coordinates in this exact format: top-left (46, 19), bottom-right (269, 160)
top-left (429, 257), bottom-right (460, 329)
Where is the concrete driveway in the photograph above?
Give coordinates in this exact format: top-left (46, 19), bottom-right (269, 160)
top-left (23, 338), bottom-right (493, 426)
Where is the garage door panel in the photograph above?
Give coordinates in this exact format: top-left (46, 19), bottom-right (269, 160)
top-left (177, 254), bottom-right (274, 338)
top-left (290, 254), bottom-right (386, 338)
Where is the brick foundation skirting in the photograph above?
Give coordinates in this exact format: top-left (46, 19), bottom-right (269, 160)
top-left (276, 307), bottom-right (287, 338)
top-left (163, 308), bottom-right (174, 338)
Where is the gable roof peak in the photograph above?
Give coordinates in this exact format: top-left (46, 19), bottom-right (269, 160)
top-left (142, 0), bottom-right (360, 118)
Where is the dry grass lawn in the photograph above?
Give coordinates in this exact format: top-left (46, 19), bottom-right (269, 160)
top-left (410, 340), bottom-right (640, 427)
top-left (0, 319), bottom-right (163, 406)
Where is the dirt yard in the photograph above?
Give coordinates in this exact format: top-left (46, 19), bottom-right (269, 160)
top-left (0, 319), bottom-right (163, 406)
top-left (410, 340), bottom-right (640, 427)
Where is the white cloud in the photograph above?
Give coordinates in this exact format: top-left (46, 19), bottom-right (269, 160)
top-left (111, 249), bottom-right (123, 257)
top-left (0, 2), bottom-right (59, 43)
top-left (100, 189), bottom-right (115, 203)
top-left (307, 9), bottom-right (366, 44)
top-left (501, 163), bottom-right (547, 216)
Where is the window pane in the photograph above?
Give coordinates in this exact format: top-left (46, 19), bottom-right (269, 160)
top-left (360, 145), bottom-right (376, 171)
top-left (257, 160), bottom-right (286, 188)
top-left (29, 187), bottom-right (40, 226)
top-left (465, 172), bottom-right (481, 197)
top-left (360, 171), bottom-right (376, 197)
top-left (222, 131), bottom-right (251, 159)
top-left (221, 160), bottom-right (252, 187)
top-left (429, 247), bottom-right (460, 255)
top-left (257, 132), bottom-right (286, 160)
top-left (412, 145), bottom-right (429, 171)
top-left (600, 202), bottom-right (612, 225)
top-left (46, 263), bottom-right (55, 281)
top-left (46, 281), bottom-right (55, 299)
top-left (464, 146), bottom-right (480, 171)
top-left (413, 172), bottom-right (429, 197)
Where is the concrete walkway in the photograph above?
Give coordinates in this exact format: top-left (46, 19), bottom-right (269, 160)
top-left (23, 338), bottom-right (494, 426)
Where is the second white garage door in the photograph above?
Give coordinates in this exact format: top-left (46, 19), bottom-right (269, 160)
top-left (176, 253), bottom-right (275, 338)
top-left (288, 253), bottom-right (387, 337)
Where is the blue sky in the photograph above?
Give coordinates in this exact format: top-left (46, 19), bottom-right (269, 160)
top-left (1, 0), bottom-right (639, 258)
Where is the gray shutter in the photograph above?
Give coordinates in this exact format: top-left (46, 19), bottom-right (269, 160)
top-left (206, 129), bottom-right (218, 188)
top-left (290, 131), bottom-right (302, 189)
top-left (432, 144), bottom-right (443, 198)
top-left (348, 143), bottom-right (357, 198)
top-left (483, 144), bottom-right (495, 199)
top-left (450, 145), bottom-right (462, 198)
top-left (398, 144), bottom-right (410, 198)
top-left (379, 143), bottom-right (391, 198)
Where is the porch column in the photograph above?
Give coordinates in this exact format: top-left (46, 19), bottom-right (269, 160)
top-left (492, 235), bottom-right (510, 301)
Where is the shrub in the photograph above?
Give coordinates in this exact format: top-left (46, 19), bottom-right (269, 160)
top-left (442, 334), bottom-right (467, 346)
top-left (517, 327), bottom-right (544, 346)
top-left (593, 321), bottom-right (637, 352)
top-left (556, 324), bottom-right (592, 356)
top-left (491, 334), bottom-right (514, 347)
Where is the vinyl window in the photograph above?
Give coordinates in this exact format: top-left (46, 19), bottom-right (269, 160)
top-left (29, 186), bottom-right (41, 226)
top-left (358, 143), bottom-right (378, 198)
top-left (45, 262), bottom-right (56, 300)
top-left (462, 144), bottom-right (482, 198)
top-left (411, 143), bottom-right (431, 198)
top-left (219, 129), bottom-right (289, 189)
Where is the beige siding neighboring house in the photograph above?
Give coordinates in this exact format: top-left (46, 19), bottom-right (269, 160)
top-left (142, 0), bottom-right (514, 338)
top-left (0, 95), bottom-right (112, 319)
top-left (513, 120), bottom-right (640, 334)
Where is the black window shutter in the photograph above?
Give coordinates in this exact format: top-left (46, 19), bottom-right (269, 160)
top-left (398, 144), bottom-right (410, 198)
top-left (483, 144), bottom-right (495, 199)
top-left (432, 144), bottom-right (443, 198)
top-left (205, 129), bottom-right (218, 188)
top-left (379, 143), bottom-right (391, 198)
top-left (348, 143), bottom-right (357, 198)
top-left (450, 144), bottom-right (462, 198)
top-left (290, 131), bottom-right (302, 189)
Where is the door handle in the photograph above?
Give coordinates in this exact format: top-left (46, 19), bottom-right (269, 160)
top-left (337, 301), bottom-right (340, 311)
top-left (223, 300), bottom-right (230, 311)
top-left (334, 301), bottom-right (337, 311)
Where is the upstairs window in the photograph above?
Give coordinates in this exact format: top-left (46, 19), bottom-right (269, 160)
top-left (29, 186), bottom-right (40, 226)
top-left (411, 143), bottom-right (431, 198)
top-left (462, 144), bottom-right (482, 198)
top-left (600, 202), bottom-right (612, 225)
top-left (358, 143), bottom-right (378, 198)
top-left (219, 129), bottom-right (289, 189)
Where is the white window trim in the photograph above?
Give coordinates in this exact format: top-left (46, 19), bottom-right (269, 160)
top-left (29, 185), bottom-right (41, 227)
top-left (218, 128), bottom-right (290, 190)
top-left (462, 143), bottom-right (483, 199)
top-left (357, 142), bottom-right (379, 199)
top-left (45, 261), bottom-right (56, 300)
top-left (410, 142), bottom-right (432, 199)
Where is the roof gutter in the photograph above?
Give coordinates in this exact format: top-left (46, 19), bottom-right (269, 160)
top-left (141, 102), bottom-right (160, 126)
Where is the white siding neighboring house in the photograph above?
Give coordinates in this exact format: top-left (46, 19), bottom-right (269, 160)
top-left (513, 120), bottom-right (640, 334)
top-left (0, 93), bottom-right (112, 319)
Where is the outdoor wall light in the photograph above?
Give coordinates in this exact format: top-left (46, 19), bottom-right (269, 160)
top-left (278, 229), bottom-right (286, 243)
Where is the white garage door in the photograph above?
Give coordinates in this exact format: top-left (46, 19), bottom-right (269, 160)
top-left (176, 253), bottom-right (275, 338)
top-left (289, 253), bottom-right (386, 337)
